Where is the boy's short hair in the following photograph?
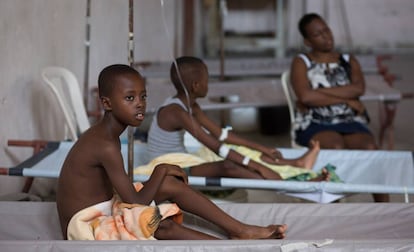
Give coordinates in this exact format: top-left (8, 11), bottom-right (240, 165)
top-left (98, 64), bottom-right (142, 97)
top-left (298, 13), bottom-right (323, 38)
top-left (170, 56), bottom-right (205, 93)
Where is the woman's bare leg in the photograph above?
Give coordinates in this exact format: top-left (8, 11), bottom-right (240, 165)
top-left (311, 131), bottom-right (346, 149)
top-left (152, 176), bottom-right (287, 239)
top-left (343, 133), bottom-right (377, 150)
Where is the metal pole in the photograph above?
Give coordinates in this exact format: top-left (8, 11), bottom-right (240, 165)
top-left (219, 0), bottom-right (226, 81)
top-left (127, 0), bottom-right (134, 182)
top-left (83, 0), bottom-right (91, 108)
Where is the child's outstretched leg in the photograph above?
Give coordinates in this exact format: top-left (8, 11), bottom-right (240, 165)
top-left (261, 140), bottom-right (320, 170)
top-left (309, 167), bottom-right (330, 181)
top-left (152, 175), bottom-right (287, 240)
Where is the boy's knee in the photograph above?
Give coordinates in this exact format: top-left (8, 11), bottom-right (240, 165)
top-left (221, 160), bottom-right (246, 177)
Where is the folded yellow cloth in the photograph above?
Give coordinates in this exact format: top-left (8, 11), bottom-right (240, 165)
top-left (67, 182), bottom-right (183, 240)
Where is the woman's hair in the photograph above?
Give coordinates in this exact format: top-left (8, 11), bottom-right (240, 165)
top-left (298, 13), bottom-right (323, 38)
top-left (170, 56), bottom-right (205, 93)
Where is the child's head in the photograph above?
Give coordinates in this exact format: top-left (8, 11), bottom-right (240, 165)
top-left (170, 56), bottom-right (208, 97)
top-left (98, 64), bottom-right (146, 126)
top-left (298, 13), bottom-right (334, 52)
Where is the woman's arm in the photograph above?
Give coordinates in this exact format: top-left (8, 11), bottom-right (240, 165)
top-left (316, 55), bottom-right (366, 99)
top-left (290, 56), bottom-right (349, 107)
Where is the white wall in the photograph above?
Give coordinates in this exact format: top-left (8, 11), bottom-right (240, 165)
top-left (0, 0), bottom-right (179, 196)
top-left (0, 0), bottom-right (413, 196)
top-left (0, 0), bottom-right (87, 193)
top-left (286, 0), bottom-right (414, 51)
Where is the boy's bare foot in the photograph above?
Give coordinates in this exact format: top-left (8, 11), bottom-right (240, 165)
top-left (297, 140), bottom-right (320, 170)
top-left (230, 224), bottom-right (287, 240)
top-left (260, 141), bottom-right (320, 170)
top-left (309, 167), bottom-right (330, 181)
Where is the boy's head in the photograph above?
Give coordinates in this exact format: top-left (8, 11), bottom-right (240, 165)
top-left (298, 13), bottom-right (333, 52)
top-left (98, 64), bottom-right (143, 98)
top-left (98, 64), bottom-right (146, 126)
top-left (170, 56), bottom-right (208, 97)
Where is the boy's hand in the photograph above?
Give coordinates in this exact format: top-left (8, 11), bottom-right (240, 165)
top-left (263, 148), bottom-right (283, 160)
top-left (155, 163), bottom-right (188, 184)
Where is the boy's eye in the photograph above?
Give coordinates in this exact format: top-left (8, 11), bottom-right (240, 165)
top-left (141, 94), bottom-right (147, 101)
top-left (125, 96), bottom-right (134, 101)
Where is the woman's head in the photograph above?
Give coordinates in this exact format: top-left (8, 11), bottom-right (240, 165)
top-left (298, 13), bottom-right (334, 52)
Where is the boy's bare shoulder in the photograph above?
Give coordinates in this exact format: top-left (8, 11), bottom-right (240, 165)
top-left (71, 129), bottom-right (120, 158)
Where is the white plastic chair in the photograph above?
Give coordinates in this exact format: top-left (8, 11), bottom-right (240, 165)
top-left (281, 71), bottom-right (305, 148)
top-left (41, 67), bottom-right (91, 141)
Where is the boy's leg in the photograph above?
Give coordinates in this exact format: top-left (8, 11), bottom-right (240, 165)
top-left (260, 140), bottom-right (320, 170)
top-left (189, 160), bottom-right (264, 179)
top-left (152, 175), bottom-right (286, 239)
top-left (155, 218), bottom-right (219, 240)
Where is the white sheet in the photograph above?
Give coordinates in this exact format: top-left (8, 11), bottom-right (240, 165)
top-left (7, 141), bottom-right (414, 203)
top-left (0, 201), bottom-right (413, 251)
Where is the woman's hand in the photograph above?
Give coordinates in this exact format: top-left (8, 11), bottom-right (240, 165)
top-left (347, 99), bottom-right (366, 114)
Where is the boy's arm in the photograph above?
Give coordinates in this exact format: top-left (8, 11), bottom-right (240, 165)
top-left (100, 143), bottom-right (187, 205)
top-left (193, 105), bottom-right (282, 178)
top-left (195, 105), bottom-right (279, 158)
top-left (166, 103), bottom-right (281, 179)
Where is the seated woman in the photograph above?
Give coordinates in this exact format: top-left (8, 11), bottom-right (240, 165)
top-left (290, 13), bottom-right (388, 201)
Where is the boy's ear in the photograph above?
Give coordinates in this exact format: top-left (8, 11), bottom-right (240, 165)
top-left (304, 38), bottom-right (311, 48)
top-left (191, 81), bottom-right (198, 92)
top-left (101, 96), bottom-right (112, 111)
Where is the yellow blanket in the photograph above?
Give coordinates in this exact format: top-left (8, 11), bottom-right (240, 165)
top-left (135, 145), bottom-right (321, 180)
top-left (67, 182), bottom-right (183, 240)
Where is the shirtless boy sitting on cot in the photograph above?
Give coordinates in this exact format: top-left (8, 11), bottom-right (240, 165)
top-left (146, 56), bottom-right (330, 181)
top-left (56, 64), bottom-right (287, 240)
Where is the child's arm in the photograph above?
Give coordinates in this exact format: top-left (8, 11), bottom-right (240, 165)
top-left (162, 103), bottom-right (281, 179)
top-left (100, 143), bottom-right (187, 205)
top-left (194, 106), bottom-right (280, 159)
top-left (192, 105), bottom-right (282, 178)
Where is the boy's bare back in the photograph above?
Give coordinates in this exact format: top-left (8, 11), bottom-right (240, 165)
top-left (57, 123), bottom-right (124, 238)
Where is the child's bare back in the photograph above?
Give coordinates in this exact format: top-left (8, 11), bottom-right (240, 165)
top-left (57, 125), bottom-right (121, 238)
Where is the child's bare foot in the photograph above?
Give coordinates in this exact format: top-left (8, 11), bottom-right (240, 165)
top-left (309, 167), bottom-right (330, 181)
top-left (296, 140), bottom-right (320, 170)
top-left (230, 224), bottom-right (287, 240)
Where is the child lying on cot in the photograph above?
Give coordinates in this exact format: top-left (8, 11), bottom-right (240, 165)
top-left (143, 56), bottom-right (338, 182)
top-left (56, 64), bottom-right (287, 240)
